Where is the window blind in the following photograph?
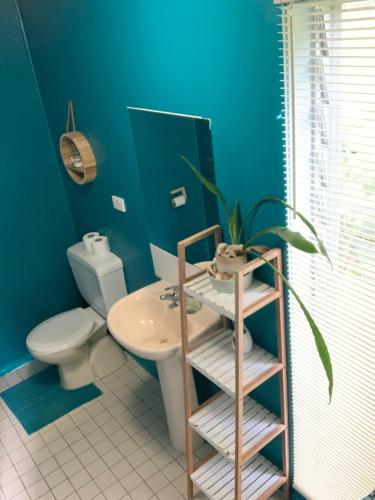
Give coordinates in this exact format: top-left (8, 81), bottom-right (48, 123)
top-left (281, 1), bottom-right (375, 499)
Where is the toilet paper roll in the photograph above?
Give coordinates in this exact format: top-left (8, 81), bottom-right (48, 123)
top-left (171, 195), bottom-right (186, 208)
top-left (91, 236), bottom-right (110, 257)
top-left (83, 232), bottom-right (99, 252)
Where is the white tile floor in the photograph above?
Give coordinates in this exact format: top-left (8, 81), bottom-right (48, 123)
top-left (0, 356), bottom-right (211, 500)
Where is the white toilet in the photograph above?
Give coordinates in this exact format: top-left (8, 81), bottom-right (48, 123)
top-left (26, 240), bottom-right (127, 390)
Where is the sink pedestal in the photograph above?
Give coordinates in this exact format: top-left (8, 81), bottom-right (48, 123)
top-left (156, 353), bottom-right (203, 453)
top-left (107, 279), bottom-right (220, 453)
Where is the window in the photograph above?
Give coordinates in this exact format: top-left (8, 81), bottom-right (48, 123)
top-left (281, 1), bottom-right (375, 498)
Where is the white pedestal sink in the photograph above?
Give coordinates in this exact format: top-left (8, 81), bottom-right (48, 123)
top-left (107, 279), bottom-right (220, 452)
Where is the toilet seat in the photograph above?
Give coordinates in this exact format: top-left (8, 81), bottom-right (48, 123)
top-left (27, 308), bottom-right (95, 355)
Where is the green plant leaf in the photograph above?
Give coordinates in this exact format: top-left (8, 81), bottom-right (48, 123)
top-left (228, 199), bottom-right (240, 245)
top-left (248, 249), bottom-right (334, 402)
top-left (293, 207), bottom-right (332, 266)
top-left (179, 155), bottom-right (228, 215)
top-left (241, 196), bottom-right (332, 266)
top-left (245, 226), bottom-right (319, 254)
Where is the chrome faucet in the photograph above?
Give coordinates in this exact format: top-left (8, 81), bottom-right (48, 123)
top-left (160, 285), bottom-right (180, 308)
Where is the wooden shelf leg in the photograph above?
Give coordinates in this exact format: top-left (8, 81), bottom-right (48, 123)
top-left (178, 244), bottom-right (194, 500)
top-left (177, 226), bottom-right (222, 500)
top-left (235, 271), bottom-right (244, 500)
top-left (274, 253), bottom-right (290, 500)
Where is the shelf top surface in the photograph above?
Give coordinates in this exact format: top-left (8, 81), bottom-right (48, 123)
top-left (187, 329), bottom-right (282, 397)
top-left (191, 452), bottom-right (286, 500)
top-left (190, 392), bottom-right (283, 462)
top-left (183, 274), bottom-right (277, 320)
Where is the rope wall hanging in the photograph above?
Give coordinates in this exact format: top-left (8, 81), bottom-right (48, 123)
top-left (59, 101), bottom-right (97, 185)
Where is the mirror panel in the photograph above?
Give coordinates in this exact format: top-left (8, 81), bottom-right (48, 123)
top-left (128, 108), bottom-right (219, 263)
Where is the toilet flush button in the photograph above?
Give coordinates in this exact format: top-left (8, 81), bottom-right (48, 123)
top-left (112, 196), bottom-right (127, 213)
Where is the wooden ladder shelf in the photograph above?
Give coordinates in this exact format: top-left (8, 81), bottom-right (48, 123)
top-left (178, 225), bottom-right (290, 500)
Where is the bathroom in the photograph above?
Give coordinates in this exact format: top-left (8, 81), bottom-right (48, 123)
top-left (1, 1), bottom-right (374, 500)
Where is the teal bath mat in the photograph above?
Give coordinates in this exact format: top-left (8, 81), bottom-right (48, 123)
top-left (1, 366), bottom-right (102, 434)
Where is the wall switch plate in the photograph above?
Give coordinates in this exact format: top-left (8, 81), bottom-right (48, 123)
top-left (112, 195), bottom-right (127, 212)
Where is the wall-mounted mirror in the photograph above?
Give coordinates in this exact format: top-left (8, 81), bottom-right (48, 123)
top-left (128, 107), bottom-right (219, 265)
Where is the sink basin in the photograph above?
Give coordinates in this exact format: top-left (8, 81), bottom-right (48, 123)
top-left (107, 279), bottom-right (220, 361)
top-left (107, 278), bottom-right (221, 452)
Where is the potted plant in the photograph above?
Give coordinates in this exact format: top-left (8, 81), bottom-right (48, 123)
top-left (180, 155), bottom-right (333, 401)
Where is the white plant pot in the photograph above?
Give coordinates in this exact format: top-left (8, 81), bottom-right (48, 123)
top-left (215, 253), bottom-right (247, 275)
top-left (231, 327), bottom-right (253, 356)
top-left (210, 252), bottom-right (253, 293)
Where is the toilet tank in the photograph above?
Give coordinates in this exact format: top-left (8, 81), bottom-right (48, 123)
top-left (67, 242), bottom-right (127, 317)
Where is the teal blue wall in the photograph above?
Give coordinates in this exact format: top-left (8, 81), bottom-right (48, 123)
top-left (17, 0), bottom-right (283, 293)
top-left (17, 0), bottom-right (297, 483)
top-left (0, 0), bottom-right (81, 375)
top-left (17, 0), bottom-right (285, 381)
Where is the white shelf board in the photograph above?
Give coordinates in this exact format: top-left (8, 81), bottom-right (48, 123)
top-left (190, 393), bottom-right (284, 462)
top-left (187, 329), bottom-right (282, 397)
top-left (184, 275), bottom-right (277, 320)
top-left (191, 453), bottom-right (286, 500)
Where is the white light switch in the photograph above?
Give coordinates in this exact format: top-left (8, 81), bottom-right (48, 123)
top-left (112, 196), bottom-right (127, 212)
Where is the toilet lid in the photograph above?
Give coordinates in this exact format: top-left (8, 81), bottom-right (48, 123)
top-left (27, 308), bottom-right (95, 354)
